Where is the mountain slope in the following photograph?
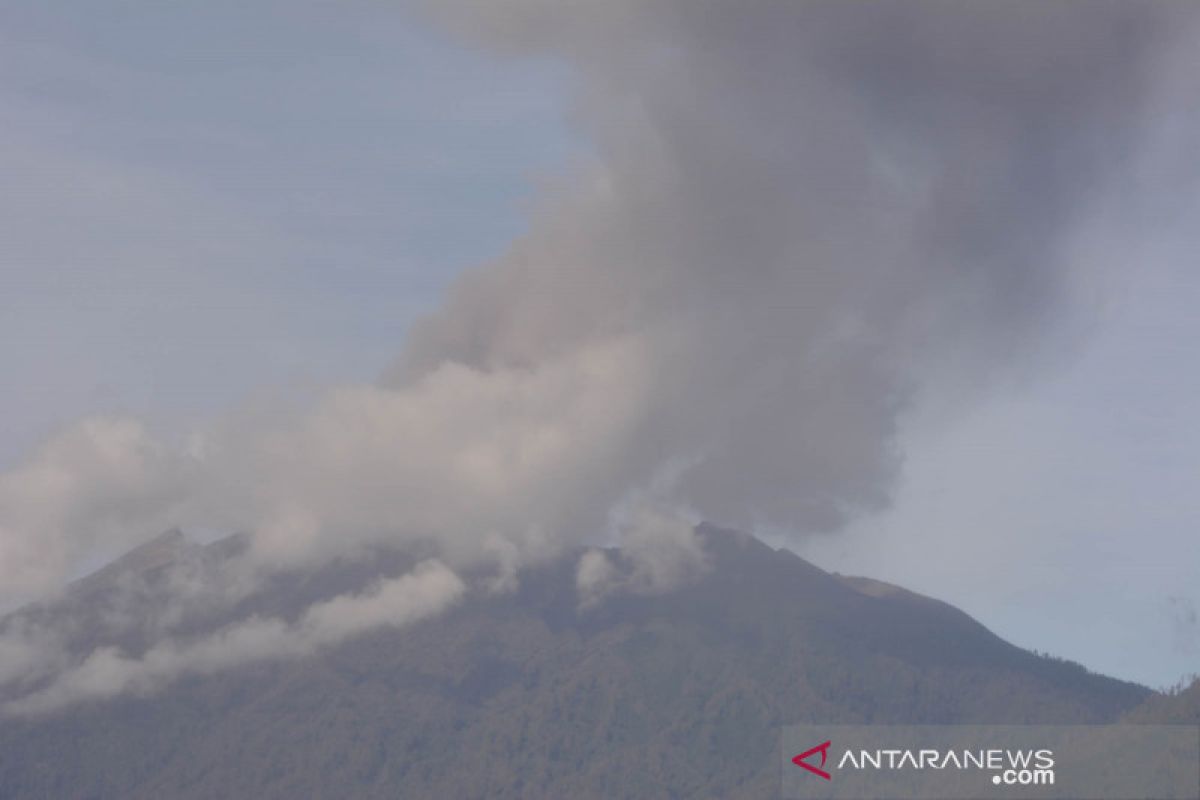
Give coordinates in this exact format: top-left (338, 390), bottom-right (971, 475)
top-left (0, 526), bottom-right (1151, 799)
top-left (1126, 677), bottom-right (1200, 724)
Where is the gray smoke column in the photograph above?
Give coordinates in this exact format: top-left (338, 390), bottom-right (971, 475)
top-left (393, 0), bottom-right (1190, 535)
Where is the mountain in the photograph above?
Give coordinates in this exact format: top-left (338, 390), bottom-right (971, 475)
top-left (1126, 676), bottom-right (1200, 724)
top-left (0, 526), bottom-right (1154, 799)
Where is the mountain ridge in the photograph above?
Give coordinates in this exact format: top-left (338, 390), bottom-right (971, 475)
top-left (0, 525), bottom-right (1163, 799)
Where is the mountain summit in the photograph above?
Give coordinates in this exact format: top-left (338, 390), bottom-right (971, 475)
top-left (0, 527), bottom-right (1153, 798)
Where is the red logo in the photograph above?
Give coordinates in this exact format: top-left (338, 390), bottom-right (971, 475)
top-left (793, 740), bottom-right (832, 780)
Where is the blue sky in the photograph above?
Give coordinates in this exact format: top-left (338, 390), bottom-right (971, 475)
top-left (800, 258), bottom-right (1200, 689)
top-left (1, 2), bottom-right (1196, 689)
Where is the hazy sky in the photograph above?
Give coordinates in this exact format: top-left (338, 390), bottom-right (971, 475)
top-left (0, 1), bottom-right (575, 463)
top-left (2, 1), bottom-right (1197, 690)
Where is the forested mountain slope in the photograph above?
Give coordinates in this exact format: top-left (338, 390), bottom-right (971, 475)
top-left (0, 526), bottom-right (1152, 799)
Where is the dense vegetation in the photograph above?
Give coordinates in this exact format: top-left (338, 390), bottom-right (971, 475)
top-left (0, 528), bottom-right (1158, 799)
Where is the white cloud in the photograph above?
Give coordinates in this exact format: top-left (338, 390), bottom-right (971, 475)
top-left (0, 417), bottom-right (190, 606)
top-left (6, 560), bottom-right (464, 715)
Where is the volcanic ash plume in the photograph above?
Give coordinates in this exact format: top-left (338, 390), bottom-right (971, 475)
top-left (1, 0), bottom-right (1198, 709)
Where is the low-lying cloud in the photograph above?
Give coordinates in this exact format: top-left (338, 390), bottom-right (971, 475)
top-left (6, 560), bottom-right (464, 716)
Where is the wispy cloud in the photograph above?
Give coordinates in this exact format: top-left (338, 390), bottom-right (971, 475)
top-left (6, 560), bottom-right (464, 716)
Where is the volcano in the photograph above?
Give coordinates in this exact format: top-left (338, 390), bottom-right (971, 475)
top-left (0, 526), bottom-right (1159, 798)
